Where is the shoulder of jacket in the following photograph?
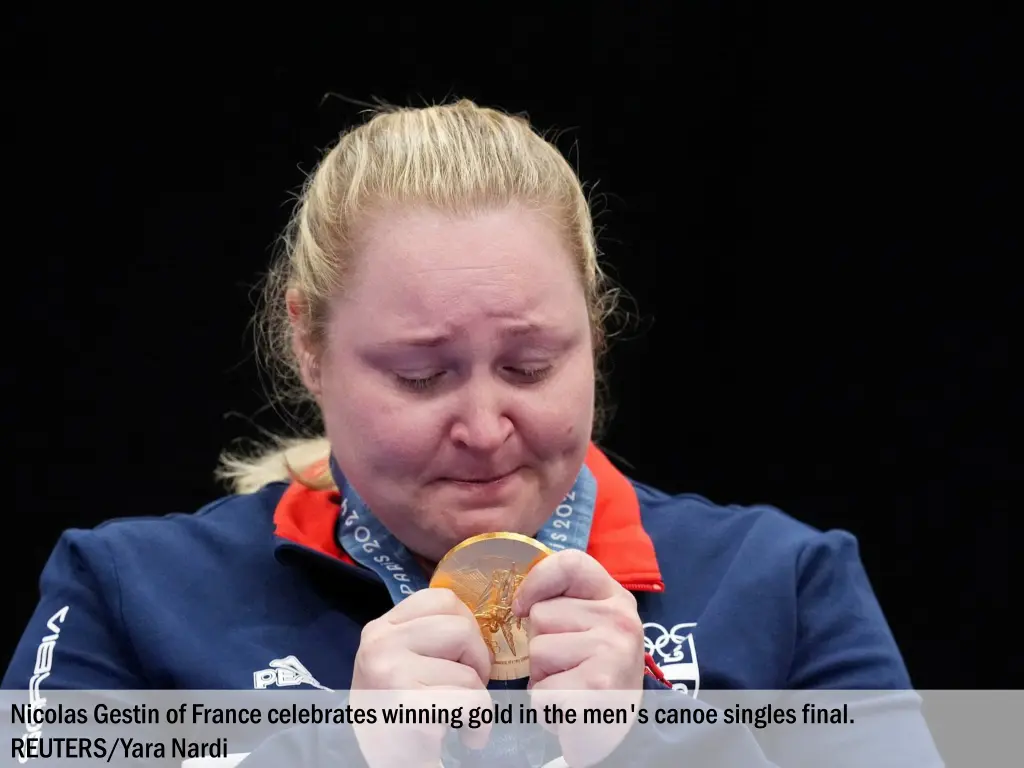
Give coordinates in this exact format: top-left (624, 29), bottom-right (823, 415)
top-left (56, 482), bottom-right (290, 555)
top-left (630, 478), bottom-right (853, 559)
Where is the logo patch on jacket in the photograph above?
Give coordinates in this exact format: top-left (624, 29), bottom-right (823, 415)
top-left (643, 622), bottom-right (700, 697)
top-left (253, 656), bottom-right (331, 691)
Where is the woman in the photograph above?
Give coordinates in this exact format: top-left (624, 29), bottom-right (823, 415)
top-left (3, 100), bottom-right (940, 766)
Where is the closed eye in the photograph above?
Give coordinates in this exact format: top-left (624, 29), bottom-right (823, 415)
top-left (395, 372), bottom-right (445, 391)
top-left (394, 365), bottom-right (553, 393)
top-left (504, 365), bottom-right (552, 384)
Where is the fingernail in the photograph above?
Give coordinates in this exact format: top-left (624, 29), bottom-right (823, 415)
top-left (512, 598), bottom-right (522, 616)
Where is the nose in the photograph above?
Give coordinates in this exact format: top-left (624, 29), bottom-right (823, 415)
top-left (449, 377), bottom-right (514, 452)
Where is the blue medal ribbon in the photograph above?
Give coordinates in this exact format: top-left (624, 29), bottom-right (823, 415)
top-left (331, 456), bottom-right (598, 605)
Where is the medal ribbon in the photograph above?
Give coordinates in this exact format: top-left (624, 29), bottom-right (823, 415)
top-left (331, 455), bottom-right (598, 605)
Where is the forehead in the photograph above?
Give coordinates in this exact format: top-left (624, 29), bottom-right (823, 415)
top-left (343, 205), bottom-right (583, 325)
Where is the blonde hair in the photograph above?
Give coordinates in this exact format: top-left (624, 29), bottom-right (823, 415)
top-left (216, 98), bottom-right (622, 494)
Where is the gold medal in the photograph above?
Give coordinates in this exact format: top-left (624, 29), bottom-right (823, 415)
top-left (429, 532), bottom-right (552, 681)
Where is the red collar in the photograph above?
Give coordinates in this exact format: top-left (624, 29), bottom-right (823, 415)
top-left (272, 443), bottom-right (664, 593)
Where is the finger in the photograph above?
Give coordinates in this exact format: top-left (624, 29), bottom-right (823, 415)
top-left (513, 550), bottom-right (619, 617)
top-left (411, 657), bottom-right (492, 691)
top-left (367, 683), bottom-right (493, 756)
top-left (402, 619), bottom-right (492, 684)
top-left (527, 671), bottom-right (589, 737)
top-left (528, 630), bottom-right (591, 686)
top-left (386, 587), bottom-right (476, 625)
top-left (530, 674), bottom-right (639, 767)
top-left (422, 685), bottom-right (494, 751)
top-left (527, 596), bottom-right (611, 635)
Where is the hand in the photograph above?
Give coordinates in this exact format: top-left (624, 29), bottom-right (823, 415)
top-left (513, 549), bottom-right (646, 766)
top-left (351, 588), bottom-right (494, 768)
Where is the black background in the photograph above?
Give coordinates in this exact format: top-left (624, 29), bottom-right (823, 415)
top-left (5, 4), bottom-right (1017, 689)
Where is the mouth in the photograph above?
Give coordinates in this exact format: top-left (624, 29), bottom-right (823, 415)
top-left (440, 468), bottom-right (520, 486)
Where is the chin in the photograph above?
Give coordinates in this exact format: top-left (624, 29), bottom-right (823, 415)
top-left (432, 503), bottom-right (537, 552)
top-left (450, 506), bottom-right (525, 537)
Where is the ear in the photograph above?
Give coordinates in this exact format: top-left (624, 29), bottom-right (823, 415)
top-left (286, 287), bottom-right (323, 398)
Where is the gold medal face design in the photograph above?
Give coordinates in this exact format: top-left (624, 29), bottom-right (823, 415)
top-left (429, 532), bottom-right (552, 681)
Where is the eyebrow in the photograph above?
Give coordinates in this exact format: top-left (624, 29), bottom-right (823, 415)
top-left (377, 323), bottom-right (551, 349)
top-left (385, 333), bottom-right (453, 349)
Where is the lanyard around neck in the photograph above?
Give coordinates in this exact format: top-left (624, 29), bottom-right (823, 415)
top-left (332, 456), bottom-right (598, 605)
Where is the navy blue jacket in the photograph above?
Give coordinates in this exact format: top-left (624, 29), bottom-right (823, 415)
top-left (3, 447), bottom-right (942, 765)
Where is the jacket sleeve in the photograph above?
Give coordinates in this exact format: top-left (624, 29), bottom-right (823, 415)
top-left (3, 529), bottom-right (147, 690)
top-left (591, 529), bottom-right (944, 767)
top-left (2, 530), bottom-right (182, 766)
top-left (786, 529), bottom-right (912, 689)
top-left (1, 529), bottom-right (369, 768)
top-left (230, 723), bottom-right (369, 768)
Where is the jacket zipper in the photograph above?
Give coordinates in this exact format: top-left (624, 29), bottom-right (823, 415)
top-left (619, 582), bottom-right (664, 593)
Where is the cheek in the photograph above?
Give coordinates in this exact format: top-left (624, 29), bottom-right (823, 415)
top-left (319, 371), bottom-right (442, 472)
top-left (521, 359), bottom-right (596, 446)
